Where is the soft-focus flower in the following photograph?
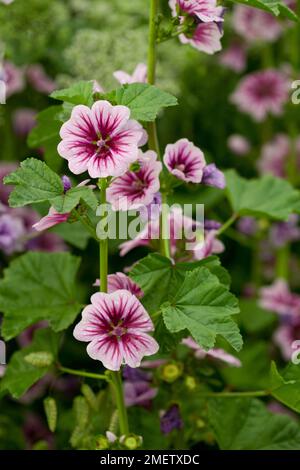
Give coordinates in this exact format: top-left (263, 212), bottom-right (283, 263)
top-left (269, 215), bottom-right (300, 248)
top-left (2, 61), bottom-right (24, 98)
top-left (257, 134), bottom-right (290, 178)
top-left (138, 192), bottom-right (162, 222)
top-left (231, 70), bottom-right (289, 122)
top-left (73, 290), bottom-right (159, 371)
top-left (232, 5), bottom-right (282, 43)
top-left (124, 380), bottom-right (158, 407)
top-left (160, 404), bottom-right (183, 435)
top-left (58, 100), bottom-right (145, 178)
top-left (192, 229), bottom-right (224, 260)
top-left (259, 279), bottom-right (300, 317)
top-left (107, 150), bottom-right (162, 210)
top-left (273, 322), bottom-right (300, 361)
top-left (180, 22), bottom-right (223, 54)
top-left (201, 163), bottom-right (225, 189)
top-left (182, 337), bottom-right (241, 366)
top-left (26, 64), bottom-right (56, 94)
top-left (0, 209), bottom-right (25, 255)
top-left (0, 0), bottom-right (14, 4)
top-left (164, 138), bottom-right (206, 183)
top-left (237, 216), bottom-right (258, 236)
top-left (227, 134), bottom-right (250, 156)
top-left (32, 178), bottom-right (92, 232)
top-left (94, 272), bottom-right (143, 298)
top-left (219, 43), bottom-right (247, 73)
top-left (12, 108), bottom-right (37, 137)
top-left (114, 63), bottom-right (147, 85)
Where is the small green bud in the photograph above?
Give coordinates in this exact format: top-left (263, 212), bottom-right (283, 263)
top-left (161, 362), bottom-right (183, 383)
top-left (121, 434), bottom-right (143, 450)
top-left (185, 375), bottom-right (196, 390)
top-left (43, 397), bottom-right (57, 433)
top-left (95, 435), bottom-right (109, 450)
top-left (24, 351), bottom-right (54, 368)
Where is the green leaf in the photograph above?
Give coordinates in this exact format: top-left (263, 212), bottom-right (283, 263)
top-left (208, 398), bottom-right (300, 450)
top-left (27, 106), bottom-right (63, 172)
top-left (226, 170), bottom-right (300, 220)
top-left (270, 362), bottom-right (300, 413)
top-left (107, 83), bottom-right (178, 122)
top-left (130, 253), bottom-right (230, 314)
top-left (230, 0), bottom-right (298, 21)
top-left (51, 186), bottom-right (98, 213)
top-left (0, 329), bottom-right (60, 399)
top-left (161, 267), bottom-right (242, 351)
top-left (239, 298), bottom-right (277, 333)
top-left (0, 252), bottom-right (83, 340)
top-left (44, 397), bottom-right (58, 433)
top-left (51, 221), bottom-right (91, 249)
top-left (51, 81), bottom-right (94, 107)
top-left (4, 158), bottom-right (63, 208)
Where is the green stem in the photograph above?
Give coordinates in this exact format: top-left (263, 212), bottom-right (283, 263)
top-left (161, 192), bottom-right (171, 258)
top-left (275, 245), bottom-right (289, 281)
top-left (217, 213), bottom-right (238, 236)
top-left (200, 390), bottom-right (268, 398)
top-left (98, 177), bottom-right (129, 436)
top-left (58, 366), bottom-right (109, 382)
top-left (73, 209), bottom-right (98, 241)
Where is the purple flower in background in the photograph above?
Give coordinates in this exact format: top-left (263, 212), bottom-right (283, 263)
top-left (201, 163), bottom-right (226, 189)
top-left (231, 70), bottom-right (289, 122)
top-left (94, 272), bottom-right (143, 298)
top-left (73, 290), bottom-right (159, 370)
top-left (257, 134), bottom-right (290, 178)
top-left (269, 215), bottom-right (300, 248)
top-left (164, 138), bottom-right (206, 183)
top-left (237, 217), bottom-right (258, 236)
top-left (259, 279), bottom-right (300, 318)
top-left (232, 5), bottom-right (282, 43)
top-left (160, 404), bottom-right (183, 435)
top-left (123, 365), bottom-right (152, 382)
top-left (12, 108), bottom-right (37, 137)
top-left (273, 320), bottom-right (300, 361)
top-left (58, 101), bottom-right (144, 178)
top-left (114, 63), bottom-right (147, 85)
top-left (2, 61), bottom-right (24, 98)
top-left (107, 150), bottom-right (162, 210)
top-left (26, 64), bottom-right (56, 94)
top-left (227, 134), bottom-right (250, 156)
top-left (0, 209), bottom-right (25, 255)
top-left (124, 380), bottom-right (158, 407)
top-left (182, 337), bottom-right (241, 366)
top-left (219, 43), bottom-right (247, 73)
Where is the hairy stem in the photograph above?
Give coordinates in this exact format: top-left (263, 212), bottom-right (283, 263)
top-left (58, 365), bottom-right (109, 382)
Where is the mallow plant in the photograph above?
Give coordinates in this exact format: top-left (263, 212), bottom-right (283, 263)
top-left (1, 0), bottom-right (300, 450)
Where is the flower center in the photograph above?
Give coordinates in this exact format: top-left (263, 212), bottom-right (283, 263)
top-left (109, 321), bottom-right (127, 339)
top-left (175, 163), bottom-right (185, 172)
top-left (96, 138), bottom-right (108, 149)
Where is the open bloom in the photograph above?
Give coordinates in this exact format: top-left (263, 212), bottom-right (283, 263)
top-left (94, 272), bottom-right (143, 298)
top-left (259, 279), bottom-right (300, 318)
top-left (182, 337), bottom-right (241, 366)
top-left (107, 150), bottom-right (162, 210)
top-left (169, 0), bottom-right (224, 22)
top-left (164, 138), bottom-right (206, 183)
top-left (73, 290), bottom-right (159, 371)
top-left (180, 22), bottom-right (223, 54)
top-left (230, 70), bottom-right (289, 122)
top-left (113, 63), bottom-right (147, 85)
top-left (232, 5), bottom-right (282, 43)
top-left (58, 100), bottom-right (145, 178)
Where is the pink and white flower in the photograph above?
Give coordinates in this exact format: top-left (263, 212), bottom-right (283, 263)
top-left (113, 63), bottom-right (147, 85)
top-left (94, 272), bottom-right (143, 298)
top-left (57, 100), bottom-right (145, 178)
top-left (2, 62), bottom-right (24, 98)
top-left (164, 138), bottom-right (206, 183)
top-left (227, 134), bottom-right (250, 156)
top-left (107, 150), bottom-right (162, 210)
top-left (259, 279), bottom-right (300, 317)
top-left (169, 0), bottom-right (224, 24)
top-left (257, 134), bottom-right (291, 178)
top-left (182, 337), bottom-right (241, 367)
top-left (180, 22), bottom-right (223, 54)
top-left (73, 290), bottom-right (159, 370)
top-left (231, 69), bottom-right (289, 122)
top-left (232, 5), bottom-right (282, 43)
top-left (219, 43), bottom-right (247, 73)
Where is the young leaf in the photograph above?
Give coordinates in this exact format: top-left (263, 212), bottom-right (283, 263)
top-left (130, 253), bottom-right (230, 313)
top-left (208, 397), bottom-right (300, 450)
top-left (226, 169), bottom-right (300, 220)
top-left (0, 252), bottom-right (83, 340)
top-left (51, 186), bottom-right (98, 213)
top-left (270, 362), bottom-right (300, 413)
top-left (230, 0), bottom-right (298, 21)
top-left (44, 397), bottom-right (58, 433)
top-left (50, 81), bottom-right (94, 107)
top-left (106, 83), bottom-right (178, 122)
top-left (4, 158), bottom-right (63, 208)
top-left (161, 267), bottom-right (242, 351)
top-left (0, 329), bottom-right (60, 399)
